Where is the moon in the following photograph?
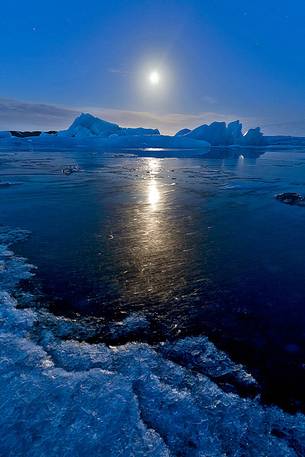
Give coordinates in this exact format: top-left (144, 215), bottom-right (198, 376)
top-left (149, 71), bottom-right (160, 85)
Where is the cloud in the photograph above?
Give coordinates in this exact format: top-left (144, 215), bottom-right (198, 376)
top-left (202, 95), bottom-right (217, 105)
top-left (0, 98), bottom-right (80, 131)
top-left (0, 97), bottom-right (253, 135)
top-left (107, 68), bottom-right (130, 76)
top-left (259, 119), bottom-right (305, 137)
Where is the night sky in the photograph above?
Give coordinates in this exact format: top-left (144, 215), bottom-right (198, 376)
top-left (0, 0), bottom-right (304, 134)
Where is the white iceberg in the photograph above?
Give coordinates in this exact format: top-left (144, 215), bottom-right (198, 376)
top-left (180, 120), bottom-right (266, 146)
top-left (59, 113), bottom-right (121, 138)
top-left (186, 121), bottom-right (228, 145)
top-left (59, 113), bottom-right (160, 139)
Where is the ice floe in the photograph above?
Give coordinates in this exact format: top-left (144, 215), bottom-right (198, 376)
top-left (1, 227), bottom-right (305, 456)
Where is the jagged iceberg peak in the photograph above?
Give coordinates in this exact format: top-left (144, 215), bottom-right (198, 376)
top-left (227, 120), bottom-right (243, 142)
top-left (175, 128), bottom-right (192, 137)
top-left (177, 119), bottom-right (265, 146)
top-left (61, 113), bottom-right (120, 139)
top-left (186, 121), bottom-right (228, 145)
top-left (242, 126), bottom-right (264, 145)
top-left (59, 112), bottom-right (160, 139)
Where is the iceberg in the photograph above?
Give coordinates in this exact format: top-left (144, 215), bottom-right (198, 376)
top-left (27, 132), bottom-right (210, 151)
top-left (1, 112), bottom-right (298, 151)
top-left (59, 113), bottom-right (121, 138)
top-left (240, 127), bottom-right (264, 146)
top-left (2, 111), bottom-right (305, 150)
top-left (226, 120), bottom-right (243, 143)
top-left (186, 121), bottom-right (228, 145)
top-left (59, 113), bottom-right (160, 139)
top-left (0, 113), bottom-right (210, 151)
top-left (175, 128), bottom-right (192, 136)
top-left (179, 120), bottom-right (266, 146)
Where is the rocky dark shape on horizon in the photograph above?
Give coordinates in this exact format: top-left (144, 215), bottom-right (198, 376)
top-left (10, 130), bottom-right (57, 138)
top-left (275, 192), bottom-right (305, 205)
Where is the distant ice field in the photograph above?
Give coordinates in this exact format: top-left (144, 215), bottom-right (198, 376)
top-left (1, 147), bottom-right (305, 455)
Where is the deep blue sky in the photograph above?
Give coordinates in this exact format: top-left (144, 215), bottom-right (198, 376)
top-left (1, 0), bottom-right (305, 134)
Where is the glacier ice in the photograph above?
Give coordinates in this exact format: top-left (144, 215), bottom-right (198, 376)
top-left (241, 127), bottom-right (264, 146)
top-left (1, 227), bottom-right (305, 456)
top-left (2, 112), bottom-right (305, 150)
top-left (186, 121), bottom-right (228, 146)
top-left (59, 113), bottom-right (121, 138)
top-left (181, 120), bottom-right (266, 146)
top-left (175, 128), bottom-right (192, 136)
top-left (227, 120), bottom-right (243, 143)
top-left (59, 113), bottom-right (161, 139)
top-left (0, 112), bottom-right (266, 151)
top-left (28, 131), bottom-right (211, 151)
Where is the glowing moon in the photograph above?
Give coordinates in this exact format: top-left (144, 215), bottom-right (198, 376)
top-left (149, 71), bottom-right (160, 85)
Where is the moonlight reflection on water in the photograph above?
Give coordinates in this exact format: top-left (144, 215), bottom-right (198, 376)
top-left (3, 148), bottom-right (305, 409)
top-left (118, 157), bottom-right (191, 308)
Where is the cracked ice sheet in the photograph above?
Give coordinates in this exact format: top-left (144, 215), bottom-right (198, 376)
top-left (0, 227), bottom-right (305, 456)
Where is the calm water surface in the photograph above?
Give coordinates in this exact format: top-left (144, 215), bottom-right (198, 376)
top-left (2, 147), bottom-right (305, 410)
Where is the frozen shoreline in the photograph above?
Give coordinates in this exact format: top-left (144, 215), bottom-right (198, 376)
top-left (1, 226), bottom-right (305, 456)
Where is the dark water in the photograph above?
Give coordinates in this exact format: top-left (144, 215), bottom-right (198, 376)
top-left (2, 146), bottom-right (305, 411)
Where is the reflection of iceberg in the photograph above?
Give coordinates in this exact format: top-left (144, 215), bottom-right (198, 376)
top-left (204, 147), bottom-right (266, 160)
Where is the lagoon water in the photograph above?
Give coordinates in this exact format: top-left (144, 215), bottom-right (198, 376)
top-left (2, 146), bottom-right (305, 411)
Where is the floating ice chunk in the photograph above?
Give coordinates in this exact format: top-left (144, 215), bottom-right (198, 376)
top-left (227, 120), bottom-right (243, 143)
top-left (241, 127), bottom-right (264, 146)
top-left (60, 113), bottom-right (121, 138)
top-left (110, 313), bottom-right (150, 339)
top-left (185, 120), bottom-right (266, 146)
top-left (186, 121), bottom-right (228, 145)
top-left (0, 227), bottom-right (34, 292)
top-left (60, 113), bottom-right (160, 139)
top-left (160, 336), bottom-right (258, 395)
